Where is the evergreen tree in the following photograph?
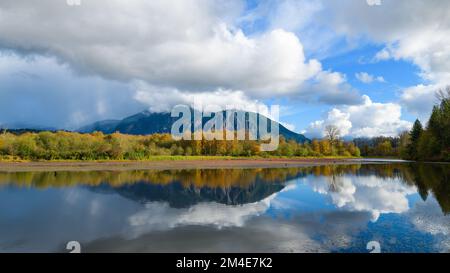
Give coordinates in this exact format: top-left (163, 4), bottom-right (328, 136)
top-left (407, 119), bottom-right (423, 160)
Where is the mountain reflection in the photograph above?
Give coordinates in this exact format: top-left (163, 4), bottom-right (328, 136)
top-left (0, 163), bottom-right (449, 213)
top-left (1, 163), bottom-right (450, 252)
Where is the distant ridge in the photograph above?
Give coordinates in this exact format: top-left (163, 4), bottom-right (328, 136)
top-left (78, 119), bottom-right (121, 134)
top-left (0, 122), bottom-right (57, 132)
top-left (78, 110), bottom-right (309, 143)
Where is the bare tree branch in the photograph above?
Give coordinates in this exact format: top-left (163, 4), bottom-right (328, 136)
top-left (325, 125), bottom-right (340, 144)
top-left (436, 85), bottom-right (450, 103)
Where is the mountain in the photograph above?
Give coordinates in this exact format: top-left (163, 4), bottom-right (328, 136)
top-left (78, 119), bottom-right (121, 134)
top-left (0, 122), bottom-right (57, 131)
top-left (78, 110), bottom-right (309, 143)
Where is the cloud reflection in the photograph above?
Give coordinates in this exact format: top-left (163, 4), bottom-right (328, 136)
top-left (408, 198), bottom-right (450, 252)
top-left (305, 175), bottom-right (417, 221)
top-left (128, 193), bottom-right (277, 233)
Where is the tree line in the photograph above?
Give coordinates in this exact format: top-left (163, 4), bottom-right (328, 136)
top-left (353, 135), bottom-right (408, 157)
top-left (353, 87), bottom-right (450, 161)
top-left (2, 87), bottom-right (447, 162)
top-left (0, 129), bottom-right (360, 161)
top-left (403, 87), bottom-right (450, 161)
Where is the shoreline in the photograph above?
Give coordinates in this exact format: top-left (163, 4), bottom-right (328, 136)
top-left (0, 157), bottom-right (409, 172)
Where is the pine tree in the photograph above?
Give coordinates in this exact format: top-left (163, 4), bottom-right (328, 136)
top-left (407, 119), bottom-right (423, 160)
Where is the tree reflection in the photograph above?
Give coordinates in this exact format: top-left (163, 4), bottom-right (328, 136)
top-left (0, 163), bottom-right (448, 213)
top-left (406, 163), bottom-right (450, 215)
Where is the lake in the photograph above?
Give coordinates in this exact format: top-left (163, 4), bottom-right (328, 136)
top-left (0, 163), bottom-right (449, 253)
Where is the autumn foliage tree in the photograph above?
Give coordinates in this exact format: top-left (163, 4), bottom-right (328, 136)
top-left (0, 129), bottom-right (361, 161)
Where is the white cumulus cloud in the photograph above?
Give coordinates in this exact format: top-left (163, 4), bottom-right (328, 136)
top-left (320, 0), bottom-right (450, 118)
top-left (0, 0), bottom-right (368, 128)
top-left (304, 95), bottom-right (412, 138)
top-left (400, 83), bottom-right (446, 121)
top-left (0, 0), bottom-right (325, 97)
top-left (256, 0), bottom-right (450, 119)
top-left (355, 72), bottom-right (385, 84)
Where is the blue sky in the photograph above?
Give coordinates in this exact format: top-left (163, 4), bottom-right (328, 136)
top-left (0, 0), bottom-right (449, 138)
top-left (281, 44), bottom-right (424, 131)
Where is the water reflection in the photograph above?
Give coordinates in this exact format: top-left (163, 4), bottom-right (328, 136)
top-left (0, 163), bottom-right (449, 252)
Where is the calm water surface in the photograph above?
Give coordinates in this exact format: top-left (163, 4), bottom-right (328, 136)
top-left (0, 163), bottom-right (449, 253)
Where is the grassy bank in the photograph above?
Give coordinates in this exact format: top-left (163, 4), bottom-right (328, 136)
top-left (0, 157), bottom-right (367, 172)
top-left (0, 155), bottom-right (361, 163)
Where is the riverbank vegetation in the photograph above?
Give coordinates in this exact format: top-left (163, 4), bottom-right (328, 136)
top-left (354, 87), bottom-right (450, 162)
top-left (0, 129), bottom-right (360, 161)
top-left (2, 86), bottom-right (448, 162)
top-left (403, 88), bottom-right (450, 161)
